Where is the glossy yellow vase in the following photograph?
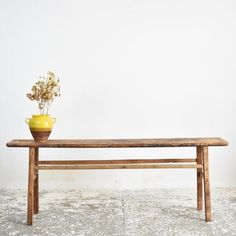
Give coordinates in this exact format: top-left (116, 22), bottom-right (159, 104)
top-left (25, 115), bottom-right (56, 142)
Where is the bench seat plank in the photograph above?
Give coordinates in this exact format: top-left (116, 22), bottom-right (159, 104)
top-left (6, 137), bottom-right (228, 148)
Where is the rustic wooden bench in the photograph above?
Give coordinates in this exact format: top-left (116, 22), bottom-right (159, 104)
top-left (6, 137), bottom-right (228, 225)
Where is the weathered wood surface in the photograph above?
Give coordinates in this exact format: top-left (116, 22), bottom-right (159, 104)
top-left (6, 137), bottom-right (228, 224)
top-left (197, 147), bottom-right (203, 211)
top-left (202, 146), bottom-right (212, 222)
top-left (27, 147), bottom-right (35, 226)
top-left (6, 137), bottom-right (228, 148)
top-left (38, 158), bottom-right (197, 165)
top-left (34, 148), bottom-right (39, 215)
top-left (37, 163), bottom-right (203, 170)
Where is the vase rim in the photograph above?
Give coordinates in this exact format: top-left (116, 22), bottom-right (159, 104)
top-left (32, 114), bottom-right (51, 117)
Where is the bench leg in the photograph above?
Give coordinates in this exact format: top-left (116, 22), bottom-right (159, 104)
top-left (34, 148), bottom-right (39, 214)
top-left (202, 146), bottom-right (212, 222)
top-left (196, 147), bottom-right (203, 210)
top-left (27, 147), bottom-right (35, 225)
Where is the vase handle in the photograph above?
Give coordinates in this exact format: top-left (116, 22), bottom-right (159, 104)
top-left (25, 118), bottom-right (30, 124)
top-left (52, 117), bottom-right (56, 124)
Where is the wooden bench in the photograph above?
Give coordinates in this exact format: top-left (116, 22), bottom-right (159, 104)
top-left (6, 137), bottom-right (228, 225)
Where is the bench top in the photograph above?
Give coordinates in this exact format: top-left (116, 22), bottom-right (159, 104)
top-left (6, 137), bottom-right (228, 148)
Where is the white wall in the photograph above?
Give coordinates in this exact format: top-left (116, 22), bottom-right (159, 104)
top-left (0, 0), bottom-right (235, 189)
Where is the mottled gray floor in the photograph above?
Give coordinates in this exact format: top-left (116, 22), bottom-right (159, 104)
top-left (0, 188), bottom-right (236, 236)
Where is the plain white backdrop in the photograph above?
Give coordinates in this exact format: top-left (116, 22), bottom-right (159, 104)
top-left (0, 0), bottom-right (235, 189)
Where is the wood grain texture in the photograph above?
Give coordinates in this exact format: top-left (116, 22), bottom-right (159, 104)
top-left (6, 137), bottom-right (228, 148)
top-left (38, 158), bottom-right (197, 165)
top-left (196, 147), bottom-right (203, 211)
top-left (7, 137), bottom-right (226, 224)
top-left (37, 163), bottom-right (203, 170)
top-left (34, 148), bottom-right (39, 214)
top-left (202, 146), bottom-right (212, 222)
top-left (27, 147), bottom-right (35, 226)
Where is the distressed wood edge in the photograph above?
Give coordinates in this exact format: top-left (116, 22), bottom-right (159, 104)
top-left (38, 158), bottom-right (197, 165)
top-left (34, 148), bottom-right (39, 214)
top-left (197, 147), bottom-right (203, 211)
top-left (37, 163), bottom-right (203, 170)
top-left (27, 147), bottom-right (35, 226)
top-left (6, 137), bottom-right (228, 148)
top-left (202, 146), bottom-right (212, 222)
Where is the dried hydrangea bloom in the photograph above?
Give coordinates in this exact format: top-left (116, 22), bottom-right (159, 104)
top-left (26, 71), bottom-right (60, 115)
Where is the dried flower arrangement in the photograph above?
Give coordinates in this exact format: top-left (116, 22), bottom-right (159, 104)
top-left (27, 71), bottom-right (60, 115)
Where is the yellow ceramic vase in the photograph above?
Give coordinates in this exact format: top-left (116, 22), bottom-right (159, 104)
top-left (25, 114), bottom-right (56, 142)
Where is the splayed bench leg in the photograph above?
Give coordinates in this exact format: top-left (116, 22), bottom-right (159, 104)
top-left (34, 147), bottom-right (39, 214)
top-left (197, 147), bottom-right (203, 211)
top-left (202, 146), bottom-right (211, 222)
top-left (27, 147), bottom-right (35, 225)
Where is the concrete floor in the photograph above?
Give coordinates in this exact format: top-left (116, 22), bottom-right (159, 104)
top-left (0, 188), bottom-right (236, 236)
